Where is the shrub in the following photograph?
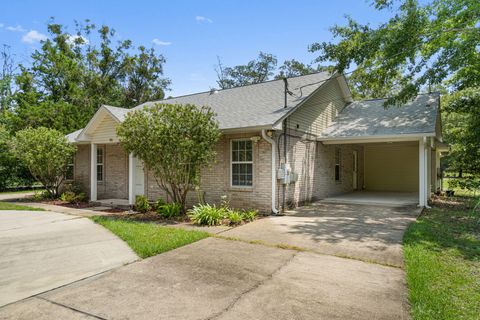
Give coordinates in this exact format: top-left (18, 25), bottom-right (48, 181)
top-left (155, 198), bottom-right (166, 210)
top-left (188, 204), bottom-right (226, 226)
top-left (13, 127), bottom-right (76, 197)
top-left (157, 202), bottom-right (182, 219)
top-left (134, 195), bottom-right (150, 213)
top-left (241, 209), bottom-right (258, 222)
top-left (60, 191), bottom-right (87, 204)
top-left (227, 210), bottom-right (243, 225)
top-left (32, 189), bottom-right (52, 201)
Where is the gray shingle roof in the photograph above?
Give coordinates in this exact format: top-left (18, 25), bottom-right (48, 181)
top-left (135, 72), bottom-right (332, 130)
top-left (320, 93), bottom-right (439, 139)
top-left (66, 128), bottom-right (83, 143)
top-left (104, 105), bottom-right (130, 122)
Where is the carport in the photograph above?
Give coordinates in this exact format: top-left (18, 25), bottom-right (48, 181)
top-left (318, 94), bottom-right (447, 207)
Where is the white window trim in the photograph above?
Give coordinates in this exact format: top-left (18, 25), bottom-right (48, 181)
top-left (97, 146), bottom-right (104, 182)
top-left (230, 139), bottom-right (254, 188)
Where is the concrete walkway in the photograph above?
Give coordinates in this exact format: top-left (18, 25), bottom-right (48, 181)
top-left (0, 210), bottom-right (138, 307)
top-left (0, 238), bottom-right (409, 320)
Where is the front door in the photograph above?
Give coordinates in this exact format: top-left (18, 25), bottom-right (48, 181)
top-left (353, 150), bottom-right (358, 190)
top-left (134, 158), bottom-right (145, 196)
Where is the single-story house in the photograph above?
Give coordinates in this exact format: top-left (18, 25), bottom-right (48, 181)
top-left (66, 72), bottom-right (447, 212)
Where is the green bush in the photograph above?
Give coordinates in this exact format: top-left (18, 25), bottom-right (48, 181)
top-left (32, 189), bottom-right (53, 201)
top-left (227, 210), bottom-right (243, 225)
top-left (188, 204), bottom-right (226, 226)
top-left (134, 195), bottom-right (150, 213)
top-left (241, 209), bottom-right (258, 222)
top-left (155, 198), bottom-right (166, 210)
top-left (157, 202), bottom-right (182, 219)
top-left (60, 191), bottom-right (87, 203)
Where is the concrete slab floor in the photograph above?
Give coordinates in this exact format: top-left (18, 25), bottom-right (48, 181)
top-left (322, 191), bottom-right (419, 207)
top-left (0, 237), bottom-right (409, 320)
top-left (223, 202), bottom-right (420, 267)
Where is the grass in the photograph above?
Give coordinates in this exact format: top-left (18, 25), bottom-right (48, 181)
top-left (0, 202), bottom-right (44, 211)
top-left (91, 216), bottom-right (210, 258)
top-left (403, 197), bottom-right (480, 320)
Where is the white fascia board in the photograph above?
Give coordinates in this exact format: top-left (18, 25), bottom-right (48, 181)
top-left (319, 132), bottom-right (436, 144)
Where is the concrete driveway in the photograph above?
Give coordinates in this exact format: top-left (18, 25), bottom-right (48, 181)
top-left (223, 202), bottom-right (421, 267)
top-left (0, 210), bottom-right (137, 307)
top-left (0, 202), bottom-right (417, 319)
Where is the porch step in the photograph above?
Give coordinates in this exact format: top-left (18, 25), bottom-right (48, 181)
top-left (90, 199), bottom-right (131, 210)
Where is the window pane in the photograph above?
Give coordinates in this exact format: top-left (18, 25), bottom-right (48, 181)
top-left (232, 141), bottom-right (239, 151)
top-left (97, 165), bottom-right (103, 181)
top-left (239, 150), bottom-right (245, 161)
top-left (246, 164), bottom-right (252, 174)
top-left (97, 149), bottom-right (103, 164)
top-left (232, 151), bottom-right (239, 162)
top-left (246, 149), bottom-right (252, 161)
top-left (232, 174), bottom-right (239, 186)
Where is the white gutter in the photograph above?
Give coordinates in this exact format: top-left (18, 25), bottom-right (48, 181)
top-left (261, 129), bottom-right (279, 215)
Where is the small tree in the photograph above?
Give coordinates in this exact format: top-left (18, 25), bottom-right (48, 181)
top-left (117, 103), bottom-right (221, 213)
top-left (13, 127), bottom-right (77, 197)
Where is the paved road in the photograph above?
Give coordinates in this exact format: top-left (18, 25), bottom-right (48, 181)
top-left (0, 203), bottom-right (416, 319)
top-left (0, 210), bottom-right (137, 307)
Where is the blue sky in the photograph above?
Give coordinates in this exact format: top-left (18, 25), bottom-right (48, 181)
top-left (0, 0), bottom-right (393, 97)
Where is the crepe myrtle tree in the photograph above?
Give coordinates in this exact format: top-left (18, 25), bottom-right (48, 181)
top-left (117, 103), bottom-right (221, 213)
top-left (13, 127), bottom-right (77, 197)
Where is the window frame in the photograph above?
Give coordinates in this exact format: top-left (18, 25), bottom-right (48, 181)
top-left (230, 139), bottom-right (254, 188)
top-left (65, 155), bottom-right (75, 181)
top-left (96, 147), bottom-right (104, 182)
top-left (334, 147), bottom-right (341, 182)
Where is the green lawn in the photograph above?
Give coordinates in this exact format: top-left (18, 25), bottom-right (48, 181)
top-left (0, 202), bottom-right (44, 211)
top-left (403, 198), bottom-right (480, 320)
top-left (91, 216), bottom-right (210, 258)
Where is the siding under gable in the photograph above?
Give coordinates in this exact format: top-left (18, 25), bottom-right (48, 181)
top-left (286, 78), bottom-right (347, 137)
top-left (90, 114), bottom-right (120, 144)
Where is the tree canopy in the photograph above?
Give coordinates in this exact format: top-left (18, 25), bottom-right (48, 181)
top-left (1, 20), bottom-right (170, 134)
top-left (309, 0), bottom-right (479, 104)
top-left (13, 127), bottom-right (76, 197)
top-left (117, 103), bottom-right (221, 212)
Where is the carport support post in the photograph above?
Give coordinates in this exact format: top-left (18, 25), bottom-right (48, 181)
top-left (418, 137), bottom-right (427, 207)
top-left (90, 143), bottom-right (97, 202)
top-left (128, 153), bottom-right (134, 205)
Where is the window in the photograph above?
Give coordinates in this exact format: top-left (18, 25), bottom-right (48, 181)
top-left (231, 140), bottom-right (253, 187)
top-left (65, 156), bottom-right (74, 180)
top-left (97, 147), bottom-right (104, 182)
top-left (334, 147), bottom-right (341, 181)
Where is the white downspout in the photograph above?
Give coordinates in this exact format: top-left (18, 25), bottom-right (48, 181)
top-left (262, 129), bottom-right (279, 215)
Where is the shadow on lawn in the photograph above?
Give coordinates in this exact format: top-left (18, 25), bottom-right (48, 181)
top-left (404, 197), bottom-right (480, 262)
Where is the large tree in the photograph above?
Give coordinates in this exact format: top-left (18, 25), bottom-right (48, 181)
top-left (5, 20), bottom-right (170, 134)
top-left (117, 104), bottom-right (221, 212)
top-left (309, 0), bottom-right (479, 104)
top-left (215, 52), bottom-right (278, 89)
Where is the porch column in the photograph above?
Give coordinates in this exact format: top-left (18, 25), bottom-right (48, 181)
top-left (90, 143), bottom-right (97, 202)
top-left (128, 153), bottom-right (134, 205)
top-left (418, 137), bottom-right (428, 207)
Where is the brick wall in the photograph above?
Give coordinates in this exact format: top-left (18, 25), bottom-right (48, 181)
top-left (73, 143), bottom-right (128, 200)
top-left (145, 132), bottom-right (273, 213)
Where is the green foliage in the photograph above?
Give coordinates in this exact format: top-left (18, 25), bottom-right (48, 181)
top-left (134, 195), bottom-right (150, 213)
top-left (117, 103), bottom-right (221, 213)
top-left (216, 52), bottom-right (278, 89)
top-left (12, 127), bottom-right (76, 197)
top-left (91, 216), bottom-right (209, 258)
top-left (227, 210), bottom-right (243, 225)
top-left (0, 125), bottom-right (34, 190)
top-left (442, 87), bottom-right (480, 176)
top-left (156, 202), bottom-right (182, 219)
top-left (60, 183), bottom-right (87, 203)
top-left (241, 209), bottom-right (258, 222)
top-left (188, 204), bottom-right (226, 226)
top-left (310, 0), bottom-right (480, 104)
top-left (2, 19), bottom-right (170, 134)
top-left (32, 189), bottom-right (53, 201)
top-left (155, 198), bottom-right (166, 209)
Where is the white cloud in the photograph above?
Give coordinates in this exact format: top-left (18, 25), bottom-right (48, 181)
top-left (67, 35), bottom-right (89, 46)
top-left (195, 16), bottom-right (213, 23)
top-left (152, 38), bottom-right (172, 46)
top-left (22, 30), bottom-right (47, 43)
top-left (6, 25), bottom-right (26, 32)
